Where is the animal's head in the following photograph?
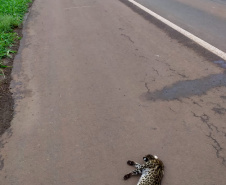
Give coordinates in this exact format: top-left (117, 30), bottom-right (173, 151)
top-left (143, 154), bottom-right (164, 172)
top-left (143, 154), bottom-right (158, 162)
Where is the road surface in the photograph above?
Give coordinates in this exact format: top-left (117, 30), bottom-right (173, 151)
top-left (136, 0), bottom-right (226, 52)
top-left (0, 0), bottom-right (226, 184)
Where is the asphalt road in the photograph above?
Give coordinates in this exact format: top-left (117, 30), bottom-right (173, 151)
top-left (0, 0), bottom-right (226, 184)
top-left (136, 0), bottom-right (226, 52)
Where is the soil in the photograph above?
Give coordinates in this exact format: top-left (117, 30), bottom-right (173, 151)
top-left (0, 1), bottom-right (33, 136)
top-left (0, 29), bottom-right (22, 136)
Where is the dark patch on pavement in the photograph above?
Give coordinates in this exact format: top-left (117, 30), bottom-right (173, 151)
top-left (214, 60), bottom-right (226, 69)
top-left (193, 101), bottom-right (202, 107)
top-left (121, 33), bottom-right (134, 43)
top-left (212, 107), bottom-right (226, 115)
top-left (220, 96), bottom-right (226, 100)
top-left (0, 155), bottom-right (4, 170)
top-left (143, 73), bottom-right (226, 101)
top-left (119, 0), bottom-right (225, 64)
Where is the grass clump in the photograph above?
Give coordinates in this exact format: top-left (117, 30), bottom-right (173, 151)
top-left (0, 15), bottom-right (20, 33)
top-left (0, 0), bottom-right (31, 72)
top-left (0, 32), bottom-right (19, 58)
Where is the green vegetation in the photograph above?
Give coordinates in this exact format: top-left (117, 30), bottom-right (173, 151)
top-left (0, 0), bottom-right (31, 75)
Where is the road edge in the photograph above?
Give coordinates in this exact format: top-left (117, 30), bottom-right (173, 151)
top-left (119, 0), bottom-right (226, 64)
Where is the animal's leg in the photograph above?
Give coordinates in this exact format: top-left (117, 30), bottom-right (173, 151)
top-left (127, 160), bottom-right (141, 168)
top-left (124, 168), bottom-right (143, 180)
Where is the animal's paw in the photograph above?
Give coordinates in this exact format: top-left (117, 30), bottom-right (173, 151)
top-left (127, 160), bottom-right (135, 166)
top-left (124, 174), bottom-right (131, 180)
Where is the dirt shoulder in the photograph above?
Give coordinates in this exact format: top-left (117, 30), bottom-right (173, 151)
top-left (0, 63), bottom-right (14, 136)
top-left (0, 19), bottom-right (31, 136)
top-left (0, 30), bottom-right (22, 135)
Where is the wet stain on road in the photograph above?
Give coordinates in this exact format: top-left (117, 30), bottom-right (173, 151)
top-left (144, 72), bottom-right (226, 101)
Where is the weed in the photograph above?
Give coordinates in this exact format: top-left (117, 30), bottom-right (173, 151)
top-left (0, 15), bottom-right (20, 32)
top-left (0, 61), bottom-right (11, 78)
top-left (0, 32), bottom-right (19, 60)
top-left (0, 0), bottom-right (31, 69)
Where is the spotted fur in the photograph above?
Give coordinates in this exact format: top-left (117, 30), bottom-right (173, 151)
top-left (124, 154), bottom-right (164, 185)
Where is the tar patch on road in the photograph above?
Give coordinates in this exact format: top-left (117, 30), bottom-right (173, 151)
top-left (143, 72), bottom-right (226, 101)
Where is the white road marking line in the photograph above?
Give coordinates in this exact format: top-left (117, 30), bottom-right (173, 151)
top-left (127, 0), bottom-right (226, 61)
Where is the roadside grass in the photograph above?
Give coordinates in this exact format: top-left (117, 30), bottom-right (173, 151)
top-left (0, 0), bottom-right (31, 76)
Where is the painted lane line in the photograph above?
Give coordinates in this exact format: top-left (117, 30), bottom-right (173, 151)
top-left (127, 0), bottom-right (226, 61)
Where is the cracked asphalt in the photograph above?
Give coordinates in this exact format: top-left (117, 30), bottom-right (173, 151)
top-left (0, 0), bottom-right (226, 184)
